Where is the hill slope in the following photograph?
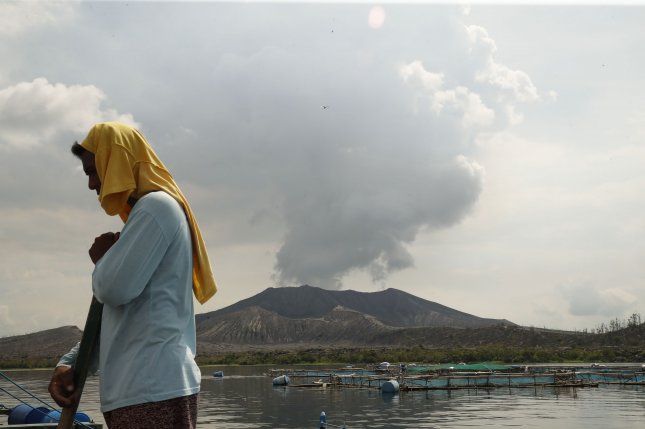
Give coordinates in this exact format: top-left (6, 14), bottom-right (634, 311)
top-left (197, 285), bottom-right (512, 329)
top-left (0, 326), bottom-right (81, 364)
top-left (197, 304), bottom-right (395, 348)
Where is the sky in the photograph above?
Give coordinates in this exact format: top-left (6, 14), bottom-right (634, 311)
top-left (1, 1), bottom-right (644, 337)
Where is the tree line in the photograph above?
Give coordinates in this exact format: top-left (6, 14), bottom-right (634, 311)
top-left (576, 313), bottom-right (643, 335)
top-left (194, 345), bottom-right (644, 367)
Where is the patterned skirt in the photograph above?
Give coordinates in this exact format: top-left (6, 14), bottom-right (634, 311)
top-left (103, 394), bottom-right (198, 429)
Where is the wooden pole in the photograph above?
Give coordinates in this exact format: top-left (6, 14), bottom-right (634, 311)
top-left (56, 296), bottom-right (103, 429)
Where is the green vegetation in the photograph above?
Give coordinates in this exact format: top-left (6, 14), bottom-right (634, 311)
top-left (0, 357), bottom-right (60, 370)
top-left (193, 345), bottom-right (645, 367)
top-left (1, 346), bottom-right (643, 369)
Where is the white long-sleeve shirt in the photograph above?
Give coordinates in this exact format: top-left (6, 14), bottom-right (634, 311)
top-left (59, 191), bottom-right (201, 412)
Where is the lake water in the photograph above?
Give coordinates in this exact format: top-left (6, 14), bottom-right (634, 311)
top-left (2, 365), bottom-right (644, 428)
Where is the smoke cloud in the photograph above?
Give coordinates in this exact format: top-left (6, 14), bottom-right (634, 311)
top-left (0, 3), bottom-right (544, 293)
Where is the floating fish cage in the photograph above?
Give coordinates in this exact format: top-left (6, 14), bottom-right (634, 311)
top-left (402, 371), bottom-right (588, 390)
top-left (269, 364), bottom-right (645, 391)
top-left (575, 369), bottom-right (645, 385)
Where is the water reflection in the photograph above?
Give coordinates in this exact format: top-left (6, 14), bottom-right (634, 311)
top-left (2, 367), bottom-right (644, 428)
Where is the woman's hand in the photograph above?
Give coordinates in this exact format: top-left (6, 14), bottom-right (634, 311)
top-left (48, 366), bottom-right (80, 408)
top-left (89, 232), bottom-right (120, 264)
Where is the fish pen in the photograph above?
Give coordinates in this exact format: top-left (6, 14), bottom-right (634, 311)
top-left (269, 363), bottom-right (645, 391)
top-left (269, 368), bottom-right (394, 390)
top-left (575, 368), bottom-right (645, 385)
top-left (269, 369), bottom-right (592, 391)
top-left (401, 371), bottom-right (592, 390)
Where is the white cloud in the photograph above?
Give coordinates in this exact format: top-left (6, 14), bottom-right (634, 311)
top-left (456, 154), bottom-right (485, 181)
top-left (466, 24), bottom-right (544, 106)
top-left (477, 61), bottom-right (540, 102)
top-left (400, 61), bottom-right (495, 128)
top-left (466, 24), bottom-right (497, 56)
top-left (443, 86), bottom-right (496, 128)
top-left (0, 78), bottom-right (137, 148)
top-left (400, 61), bottom-right (444, 92)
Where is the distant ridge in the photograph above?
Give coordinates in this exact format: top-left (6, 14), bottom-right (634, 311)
top-left (197, 284), bottom-right (512, 329)
top-left (0, 325), bottom-right (81, 363)
top-left (3, 285), bottom-right (645, 364)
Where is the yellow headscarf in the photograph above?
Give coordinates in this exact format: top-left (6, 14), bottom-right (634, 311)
top-left (81, 122), bottom-right (216, 304)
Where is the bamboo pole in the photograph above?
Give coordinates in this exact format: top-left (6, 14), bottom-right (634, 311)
top-left (56, 296), bottom-right (103, 429)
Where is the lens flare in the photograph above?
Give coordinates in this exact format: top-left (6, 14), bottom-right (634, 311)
top-left (368, 6), bottom-right (386, 29)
